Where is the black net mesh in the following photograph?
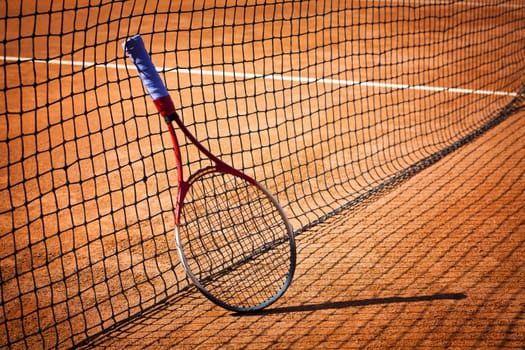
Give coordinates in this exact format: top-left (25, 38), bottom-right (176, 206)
top-left (1, 0), bottom-right (524, 348)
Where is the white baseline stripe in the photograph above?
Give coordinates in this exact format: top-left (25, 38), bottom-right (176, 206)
top-left (1, 55), bottom-right (517, 97)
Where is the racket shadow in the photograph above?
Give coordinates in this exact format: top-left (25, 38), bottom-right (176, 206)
top-left (236, 292), bottom-right (466, 316)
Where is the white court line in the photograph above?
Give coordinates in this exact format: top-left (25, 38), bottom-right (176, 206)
top-left (1, 55), bottom-right (518, 97)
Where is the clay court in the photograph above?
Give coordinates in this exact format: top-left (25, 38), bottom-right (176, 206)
top-left (1, 0), bottom-right (524, 349)
top-left (82, 106), bottom-right (525, 349)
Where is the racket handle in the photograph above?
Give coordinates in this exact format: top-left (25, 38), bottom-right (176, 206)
top-left (123, 34), bottom-right (176, 118)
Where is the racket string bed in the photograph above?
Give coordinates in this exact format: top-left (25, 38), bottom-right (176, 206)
top-left (179, 172), bottom-right (292, 308)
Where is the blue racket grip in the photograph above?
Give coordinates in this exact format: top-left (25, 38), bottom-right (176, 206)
top-left (123, 34), bottom-right (176, 118)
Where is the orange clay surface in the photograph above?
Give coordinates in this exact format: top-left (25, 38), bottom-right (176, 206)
top-left (81, 107), bottom-right (525, 349)
top-left (1, 1), bottom-right (524, 348)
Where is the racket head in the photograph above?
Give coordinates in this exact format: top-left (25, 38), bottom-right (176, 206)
top-left (175, 167), bottom-right (296, 313)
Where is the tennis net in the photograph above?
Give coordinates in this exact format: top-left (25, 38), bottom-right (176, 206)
top-left (1, 0), bottom-right (524, 348)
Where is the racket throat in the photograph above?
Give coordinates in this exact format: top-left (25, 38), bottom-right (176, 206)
top-left (175, 181), bottom-right (190, 226)
top-left (164, 112), bottom-right (180, 124)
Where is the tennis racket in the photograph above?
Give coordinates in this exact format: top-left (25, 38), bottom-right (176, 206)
top-left (123, 35), bottom-right (296, 313)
